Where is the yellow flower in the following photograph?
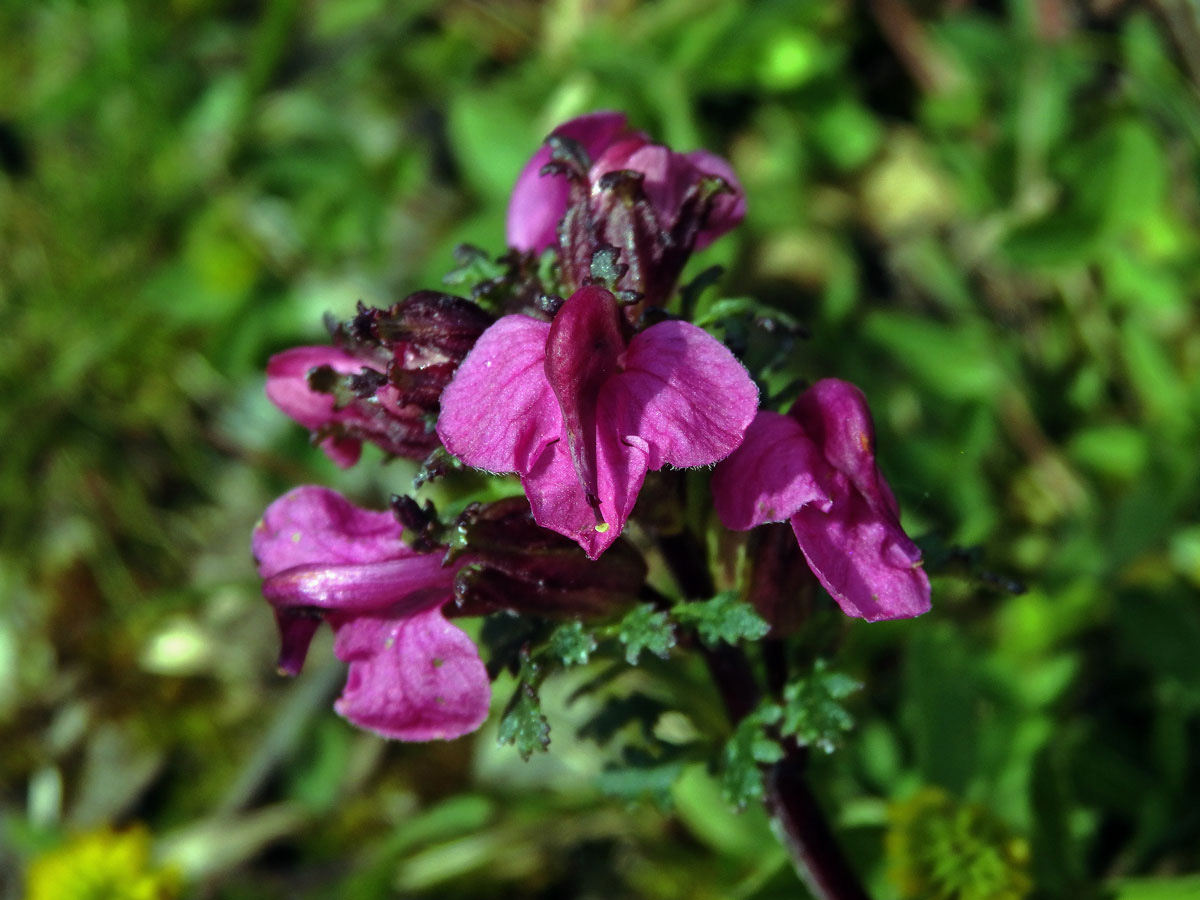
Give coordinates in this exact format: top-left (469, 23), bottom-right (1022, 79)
top-left (886, 787), bottom-right (1032, 900)
top-left (25, 824), bottom-right (179, 900)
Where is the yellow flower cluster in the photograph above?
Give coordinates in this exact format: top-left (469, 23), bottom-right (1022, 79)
top-left (886, 787), bottom-right (1032, 900)
top-left (25, 825), bottom-right (179, 900)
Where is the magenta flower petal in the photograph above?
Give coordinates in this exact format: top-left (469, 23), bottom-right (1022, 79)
top-left (265, 348), bottom-right (361, 431)
top-left (684, 149), bottom-right (747, 249)
top-left (544, 285), bottom-right (626, 512)
top-left (331, 604), bottom-right (490, 741)
top-left (791, 379), bottom-right (898, 518)
top-left (791, 488), bottom-right (930, 622)
top-left (253, 485), bottom-right (450, 675)
top-left (253, 485), bottom-right (411, 575)
top-left (436, 314), bottom-right (561, 473)
top-left (252, 487), bottom-right (492, 737)
top-left (521, 423), bottom-right (650, 559)
top-left (608, 319), bottom-right (759, 470)
top-left (262, 557), bottom-right (454, 615)
top-left (711, 411), bottom-right (831, 531)
top-left (506, 111), bottom-right (631, 253)
top-left (711, 382), bottom-right (930, 621)
top-left (438, 287), bottom-right (756, 557)
top-left (265, 347), bottom-right (370, 467)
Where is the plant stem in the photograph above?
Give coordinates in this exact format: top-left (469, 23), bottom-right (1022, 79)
top-left (659, 528), bottom-right (873, 900)
top-left (766, 749), bottom-right (873, 900)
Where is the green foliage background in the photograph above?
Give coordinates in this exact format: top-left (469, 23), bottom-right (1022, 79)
top-left (2, 0), bottom-right (1199, 897)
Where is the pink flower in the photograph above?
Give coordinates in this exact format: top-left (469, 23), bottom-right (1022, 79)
top-left (712, 379), bottom-right (931, 622)
top-left (505, 112), bottom-right (746, 304)
top-left (252, 486), bottom-right (490, 741)
top-left (266, 293), bottom-right (492, 467)
top-left (437, 286), bottom-right (758, 559)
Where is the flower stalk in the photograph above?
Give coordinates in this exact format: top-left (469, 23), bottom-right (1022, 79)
top-left (657, 527), bottom-right (874, 900)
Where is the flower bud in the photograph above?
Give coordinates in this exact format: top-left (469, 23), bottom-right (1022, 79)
top-left (266, 292), bottom-right (492, 466)
top-left (506, 112), bottom-right (745, 309)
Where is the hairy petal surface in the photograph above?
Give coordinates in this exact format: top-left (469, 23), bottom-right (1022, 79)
top-left (711, 411), bottom-right (831, 531)
top-left (610, 320), bottom-right (758, 470)
top-left (331, 604), bottom-right (490, 741)
top-left (437, 315), bottom-right (560, 474)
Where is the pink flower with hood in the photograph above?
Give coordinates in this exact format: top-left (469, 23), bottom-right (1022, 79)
top-left (253, 485), bottom-right (490, 741)
top-left (712, 379), bottom-right (931, 622)
top-left (506, 112), bottom-right (745, 306)
top-left (436, 285), bottom-right (758, 559)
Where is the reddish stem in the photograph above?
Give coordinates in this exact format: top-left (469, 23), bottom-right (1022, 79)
top-left (659, 529), bottom-right (874, 900)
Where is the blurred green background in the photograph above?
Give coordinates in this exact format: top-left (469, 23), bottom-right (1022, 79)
top-left (2, 0), bottom-right (1200, 897)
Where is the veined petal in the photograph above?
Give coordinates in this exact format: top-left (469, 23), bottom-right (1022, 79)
top-left (437, 315), bottom-right (560, 475)
top-left (331, 604), bottom-right (490, 741)
top-left (506, 111), bottom-right (631, 253)
top-left (609, 320), bottom-right (758, 470)
top-left (521, 430), bottom-right (649, 560)
top-left (790, 481), bottom-right (931, 621)
top-left (712, 411), bottom-right (831, 531)
top-left (253, 485), bottom-right (410, 577)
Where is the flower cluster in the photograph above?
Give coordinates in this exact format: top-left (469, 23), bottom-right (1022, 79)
top-left (253, 111), bottom-right (930, 743)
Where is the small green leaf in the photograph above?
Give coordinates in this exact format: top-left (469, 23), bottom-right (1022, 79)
top-left (721, 703), bottom-right (783, 808)
top-left (547, 621), bottom-right (597, 667)
top-left (780, 660), bottom-right (861, 754)
top-left (617, 604), bottom-right (676, 665)
top-left (497, 682), bottom-right (550, 761)
top-left (443, 243), bottom-right (506, 290)
top-left (674, 591), bottom-right (771, 647)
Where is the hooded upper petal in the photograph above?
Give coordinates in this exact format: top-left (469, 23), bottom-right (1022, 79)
top-left (331, 604), bottom-right (490, 741)
top-left (711, 411), bottom-right (831, 531)
top-left (520, 420), bottom-right (649, 559)
top-left (253, 486), bottom-right (462, 681)
top-left (607, 319), bottom-right (758, 470)
top-left (543, 285), bottom-right (627, 513)
top-left (439, 288), bottom-right (757, 557)
top-left (253, 487), bottom-right (451, 620)
top-left (790, 379), bottom-right (899, 519)
top-left (506, 111), bottom-right (632, 253)
top-left (436, 314), bottom-right (561, 474)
